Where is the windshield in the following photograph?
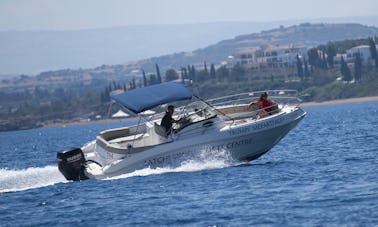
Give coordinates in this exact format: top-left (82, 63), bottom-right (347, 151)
top-left (173, 101), bottom-right (217, 131)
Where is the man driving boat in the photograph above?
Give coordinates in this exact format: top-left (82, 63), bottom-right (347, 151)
top-left (161, 105), bottom-right (178, 135)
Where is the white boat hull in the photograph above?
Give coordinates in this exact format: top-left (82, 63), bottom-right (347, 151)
top-left (57, 87), bottom-right (306, 181)
top-left (84, 107), bottom-right (305, 180)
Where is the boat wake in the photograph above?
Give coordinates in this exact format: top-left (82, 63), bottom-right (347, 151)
top-left (0, 166), bottom-right (67, 193)
top-left (107, 148), bottom-right (237, 180)
top-left (1, 149), bottom-right (238, 192)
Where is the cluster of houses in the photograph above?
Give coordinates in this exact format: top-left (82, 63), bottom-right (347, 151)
top-left (334, 45), bottom-right (376, 65)
top-left (227, 44), bottom-right (377, 69)
top-left (228, 45), bottom-right (307, 69)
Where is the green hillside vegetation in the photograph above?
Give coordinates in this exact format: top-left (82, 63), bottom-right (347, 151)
top-left (141, 23), bottom-right (378, 72)
top-left (1, 36), bottom-right (378, 131)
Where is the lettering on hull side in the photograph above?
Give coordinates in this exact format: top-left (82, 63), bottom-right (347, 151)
top-left (143, 137), bottom-right (254, 168)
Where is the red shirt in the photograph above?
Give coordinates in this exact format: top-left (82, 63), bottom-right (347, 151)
top-left (258, 100), bottom-right (272, 113)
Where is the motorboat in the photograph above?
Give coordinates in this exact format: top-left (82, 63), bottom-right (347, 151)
top-left (57, 82), bottom-right (306, 181)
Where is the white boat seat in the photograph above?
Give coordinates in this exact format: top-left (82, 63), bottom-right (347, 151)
top-left (108, 133), bottom-right (144, 144)
top-left (154, 123), bottom-right (167, 138)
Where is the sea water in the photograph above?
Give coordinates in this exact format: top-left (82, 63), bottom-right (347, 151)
top-left (1, 102), bottom-right (377, 226)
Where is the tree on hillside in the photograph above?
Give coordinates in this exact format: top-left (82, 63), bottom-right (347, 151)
top-left (230, 64), bottom-right (245, 82)
top-left (180, 68), bottom-right (185, 83)
top-left (165, 69), bottom-right (179, 82)
top-left (210, 64), bottom-right (216, 79)
top-left (369, 37), bottom-right (378, 67)
top-left (149, 74), bottom-right (158, 85)
top-left (322, 51), bottom-right (328, 69)
top-left (142, 69), bottom-right (147, 87)
top-left (187, 65), bottom-right (192, 81)
top-left (155, 64), bottom-right (162, 83)
top-left (308, 48), bottom-right (330, 69)
top-left (123, 83), bottom-right (128, 91)
top-left (180, 67), bottom-right (188, 82)
top-left (354, 54), bottom-right (362, 82)
top-left (204, 61), bottom-right (209, 75)
top-left (101, 86), bottom-right (110, 103)
top-left (190, 65), bottom-right (197, 82)
top-left (196, 61), bottom-right (209, 82)
top-left (216, 65), bottom-right (229, 82)
top-left (304, 58), bottom-right (310, 78)
top-left (296, 55), bottom-right (304, 79)
top-left (129, 78), bottom-right (136, 89)
top-left (340, 57), bottom-right (352, 81)
top-left (308, 48), bottom-right (321, 69)
top-left (196, 69), bottom-right (211, 83)
top-left (326, 44), bottom-right (337, 68)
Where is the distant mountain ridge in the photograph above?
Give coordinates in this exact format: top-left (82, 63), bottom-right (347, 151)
top-left (1, 16), bottom-right (378, 76)
top-left (0, 22), bottom-right (284, 75)
top-left (141, 23), bottom-right (378, 72)
top-left (2, 22), bottom-right (378, 131)
top-left (5, 22), bottom-right (378, 82)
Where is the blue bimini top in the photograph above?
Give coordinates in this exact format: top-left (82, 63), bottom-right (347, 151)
top-left (111, 82), bottom-right (193, 114)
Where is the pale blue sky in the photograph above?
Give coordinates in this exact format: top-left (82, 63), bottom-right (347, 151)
top-left (0, 0), bottom-right (377, 31)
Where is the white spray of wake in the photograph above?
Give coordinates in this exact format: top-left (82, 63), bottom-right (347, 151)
top-left (0, 149), bottom-right (240, 191)
top-left (107, 148), bottom-right (238, 180)
top-left (0, 166), bottom-right (67, 193)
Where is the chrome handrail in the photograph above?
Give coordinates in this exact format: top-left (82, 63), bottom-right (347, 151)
top-left (206, 90), bottom-right (301, 108)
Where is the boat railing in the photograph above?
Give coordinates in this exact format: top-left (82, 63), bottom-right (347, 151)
top-left (205, 90), bottom-right (301, 108)
top-left (204, 90), bottom-right (301, 121)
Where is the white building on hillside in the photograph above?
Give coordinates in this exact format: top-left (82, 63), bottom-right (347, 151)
top-left (234, 45), bottom-right (307, 68)
top-left (346, 45), bottom-right (377, 65)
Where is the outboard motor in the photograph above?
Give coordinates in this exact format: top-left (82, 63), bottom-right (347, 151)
top-left (57, 148), bottom-right (88, 181)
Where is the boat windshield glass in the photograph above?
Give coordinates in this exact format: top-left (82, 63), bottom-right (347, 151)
top-left (174, 101), bottom-right (217, 130)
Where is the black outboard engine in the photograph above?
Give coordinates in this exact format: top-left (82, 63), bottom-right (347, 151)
top-left (57, 148), bottom-right (88, 181)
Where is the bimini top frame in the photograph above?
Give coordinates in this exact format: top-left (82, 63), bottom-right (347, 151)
top-left (111, 82), bottom-right (192, 114)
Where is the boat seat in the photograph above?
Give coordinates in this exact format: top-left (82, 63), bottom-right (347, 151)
top-left (154, 123), bottom-right (167, 138)
top-left (108, 133), bottom-right (144, 144)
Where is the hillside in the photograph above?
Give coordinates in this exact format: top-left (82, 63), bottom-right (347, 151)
top-left (142, 23), bottom-right (378, 72)
top-left (1, 18), bottom-right (378, 76)
top-left (2, 23), bottom-right (377, 89)
top-left (1, 22), bottom-right (378, 131)
top-left (0, 21), bottom-right (301, 75)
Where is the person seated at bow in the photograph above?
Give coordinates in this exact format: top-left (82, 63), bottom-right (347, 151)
top-left (257, 92), bottom-right (278, 118)
top-left (161, 105), bottom-right (179, 135)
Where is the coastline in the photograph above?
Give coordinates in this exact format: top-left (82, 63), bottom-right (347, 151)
top-left (42, 116), bottom-right (140, 129)
top-left (42, 96), bottom-right (378, 129)
top-left (300, 96), bottom-right (378, 107)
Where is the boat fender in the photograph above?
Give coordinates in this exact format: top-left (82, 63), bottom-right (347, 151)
top-left (57, 148), bottom-right (88, 181)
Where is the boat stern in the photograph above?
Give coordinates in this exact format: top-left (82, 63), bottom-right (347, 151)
top-left (57, 148), bottom-right (88, 181)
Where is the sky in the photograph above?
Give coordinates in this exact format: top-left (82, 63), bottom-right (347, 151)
top-left (0, 0), bottom-right (378, 31)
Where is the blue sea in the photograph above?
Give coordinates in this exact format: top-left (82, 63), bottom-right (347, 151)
top-left (1, 102), bottom-right (377, 226)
